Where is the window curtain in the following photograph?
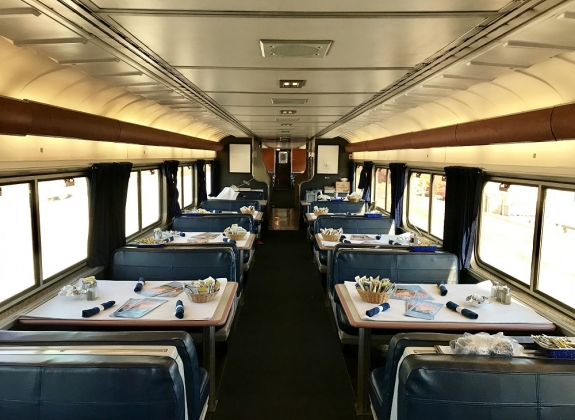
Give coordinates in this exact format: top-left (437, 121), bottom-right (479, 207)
top-left (358, 161), bottom-right (373, 203)
top-left (196, 159), bottom-right (208, 204)
top-left (163, 160), bottom-right (180, 220)
top-left (442, 166), bottom-right (484, 270)
top-left (348, 160), bottom-right (355, 190)
top-left (210, 159), bottom-right (220, 197)
top-left (87, 162), bottom-right (132, 267)
top-left (389, 163), bottom-right (407, 233)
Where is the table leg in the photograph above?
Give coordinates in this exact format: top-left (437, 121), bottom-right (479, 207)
top-left (356, 327), bottom-right (371, 416)
top-left (325, 249), bottom-right (333, 307)
top-left (203, 325), bottom-right (217, 412)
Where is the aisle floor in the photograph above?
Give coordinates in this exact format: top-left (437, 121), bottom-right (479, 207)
top-left (209, 230), bottom-right (359, 420)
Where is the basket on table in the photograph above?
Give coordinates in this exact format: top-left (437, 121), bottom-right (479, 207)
top-left (356, 288), bottom-right (393, 304)
top-left (347, 197), bottom-right (361, 202)
top-left (320, 227), bottom-right (342, 242)
top-left (223, 224), bottom-right (248, 241)
top-left (313, 206), bottom-right (329, 216)
top-left (240, 206), bottom-right (256, 215)
top-left (322, 233), bottom-right (341, 242)
top-left (185, 288), bottom-right (219, 303)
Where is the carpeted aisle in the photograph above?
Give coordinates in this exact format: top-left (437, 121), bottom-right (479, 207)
top-left (211, 230), bottom-right (358, 420)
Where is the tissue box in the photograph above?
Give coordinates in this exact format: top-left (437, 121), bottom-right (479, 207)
top-left (335, 182), bottom-right (350, 193)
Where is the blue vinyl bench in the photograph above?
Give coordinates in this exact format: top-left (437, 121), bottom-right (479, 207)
top-left (309, 200), bottom-right (365, 214)
top-left (312, 215), bottom-right (396, 273)
top-left (0, 330), bottom-right (207, 420)
top-left (0, 344), bottom-right (187, 420)
top-left (390, 344), bottom-right (575, 420)
top-left (331, 249), bottom-right (459, 336)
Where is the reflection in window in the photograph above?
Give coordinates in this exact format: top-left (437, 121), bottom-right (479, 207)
top-left (385, 172), bottom-right (392, 212)
top-left (539, 189), bottom-right (575, 308)
top-left (141, 170), bottom-right (160, 229)
top-left (0, 183), bottom-right (35, 302)
top-left (183, 166), bottom-right (193, 208)
top-left (125, 172), bottom-right (139, 236)
top-left (478, 182), bottom-right (537, 284)
top-left (430, 175), bottom-right (446, 238)
top-left (355, 165), bottom-right (363, 194)
top-left (38, 178), bottom-right (89, 279)
top-left (408, 172), bottom-right (430, 231)
top-left (374, 168), bottom-right (387, 210)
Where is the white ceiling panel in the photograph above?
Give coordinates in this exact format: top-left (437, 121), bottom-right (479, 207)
top-left (207, 92), bottom-right (374, 107)
top-left (109, 16), bottom-right (487, 68)
top-left (222, 106), bottom-right (352, 116)
top-left (177, 69), bottom-right (407, 94)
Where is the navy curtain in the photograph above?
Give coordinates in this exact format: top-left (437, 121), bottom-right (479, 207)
top-left (348, 160), bottom-right (355, 190)
top-left (358, 161), bottom-right (373, 203)
top-left (196, 159), bottom-right (208, 204)
top-left (389, 163), bottom-right (407, 232)
top-left (210, 160), bottom-right (220, 197)
top-left (87, 162), bottom-right (132, 267)
top-left (442, 166), bottom-right (484, 270)
top-left (163, 160), bottom-right (180, 220)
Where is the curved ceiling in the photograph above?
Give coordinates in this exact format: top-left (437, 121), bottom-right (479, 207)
top-left (0, 0), bottom-right (574, 146)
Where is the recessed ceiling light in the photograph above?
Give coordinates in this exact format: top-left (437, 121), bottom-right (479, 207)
top-left (271, 98), bottom-right (308, 105)
top-left (280, 110), bottom-right (297, 115)
top-left (279, 80), bottom-right (306, 88)
top-left (260, 40), bottom-right (332, 58)
top-left (280, 124), bottom-right (292, 127)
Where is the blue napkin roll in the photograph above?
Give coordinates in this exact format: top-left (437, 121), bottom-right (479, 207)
top-left (179, 232), bottom-right (185, 237)
top-left (376, 235), bottom-right (381, 240)
top-left (388, 239), bottom-right (394, 245)
top-left (175, 300), bottom-right (184, 319)
top-left (438, 282), bottom-right (448, 296)
top-left (82, 301), bottom-right (115, 318)
top-left (446, 301), bottom-right (478, 319)
top-left (134, 277), bottom-right (145, 292)
top-left (365, 303), bottom-right (390, 317)
top-left (341, 239), bottom-right (351, 244)
top-left (223, 237), bottom-right (236, 243)
top-left (215, 210), bottom-right (222, 213)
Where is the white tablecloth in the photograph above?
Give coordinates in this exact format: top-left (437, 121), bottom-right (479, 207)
top-left (345, 281), bottom-right (551, 325)
top-left (321, 233), bottom-right (409, 247)
top-left (171, 232), bottom-right (250, 249)
top-left (25, 279), bottom-right (228, 321)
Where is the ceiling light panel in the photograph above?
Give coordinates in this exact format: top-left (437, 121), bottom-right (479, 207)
top-left (280, 110), bottom-right (297, 115)
top-left (279, 80), bottom-right (306, 88)
top-left (260, 40), bottom-right (332, 58)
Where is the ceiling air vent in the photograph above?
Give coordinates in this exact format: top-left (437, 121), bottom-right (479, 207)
top-left (271, 98), bottom-right (308, 105)
top-left (260, 40), bottom-right (332, 58)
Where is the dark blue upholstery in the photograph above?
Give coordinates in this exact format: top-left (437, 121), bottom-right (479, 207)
top-left (0, 330), bottom-right (207, 420)
top-left (0, 353), bottom-right (185, 420)
top-left (201, 199), bottom-right (261, 212)
top-left (310, 200), bottom-right (364, 213)
top-left (173, 214), bottom-right (254, 234)
top-left (313, 215), bottom-right (396, 267)
top-left (236, 190), bottom-right (264, 200)
top-left (396, 353), bottom-right (575, 420)
top-left (111, 246), bottom-right (237, 282)
top-left (331, 250), bottom-right (458, 335)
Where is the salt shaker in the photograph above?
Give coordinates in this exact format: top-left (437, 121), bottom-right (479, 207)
top-left (82, 277), bottom-right (99, 301)
top-left (154, 228), bottom-right (162, 241)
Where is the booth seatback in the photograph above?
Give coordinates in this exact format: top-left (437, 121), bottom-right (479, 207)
top-left (201, 199), bottom-right (261, 212)
top-left (310, 200), bottom-right (364, 214)
top-left (0, 352), bottom-right (185, 420)
top-left (396, 353), bottom-right (575, 420)
top-left (0, 330), bottom-right (207, 420)
top-left (236, 190), bottom-right (264, 200)
top-left (314, 215), bottom-right (395, 235)
top-left (111, 246), bottom-right (237, 283)
top-left (173, 214), bottom-right (254, 234)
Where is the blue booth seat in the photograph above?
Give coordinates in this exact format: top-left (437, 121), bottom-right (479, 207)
top-left (201, 199), bottom-right (261, 212)
top-left (309, 200), bottom-right (365, 214)
top-left (0, 330), bottom-right (208, 420)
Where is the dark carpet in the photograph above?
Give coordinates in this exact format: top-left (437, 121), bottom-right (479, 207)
top-left (271, 188), bottom-right (295, 208)
top-left (210, 230), bottom-right (358, 420)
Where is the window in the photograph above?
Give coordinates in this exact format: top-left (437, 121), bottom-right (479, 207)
top-left (125, 168), bottom-right (161, 238)
top-left (538, 189), bottom-right (575, 308)
top-left (385, 171), bottom-right (392, 213)
top-left (205, 162), bottom-right (212, 197)
top-left (0, 183), bottom-right (35, 302)
top-left (38, 178), bottom-right (89, 279)
top-left (354, 164), bottom-right (363, 194)
top-left (374, 167), bottom-right (388, 211)
top-left (478, 182), bottom-right (537, 284)
top-left (181, 165), bottom-right (194, 208)
top-left (407, 171), bottom-right (445, 239)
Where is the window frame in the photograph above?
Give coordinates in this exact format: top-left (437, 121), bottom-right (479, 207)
top-left (179, 162), bottom-right (196, 210)
top-left (0, 169), bottom-right (90, 307)
top-left (373, 165), bottom-right (391, 215)
top-left (475, 173), bottom-right (575, 315)
top-left (125, 165), bottom-right (163, 242)
top-left (405, 168), bottom-right (445, 241)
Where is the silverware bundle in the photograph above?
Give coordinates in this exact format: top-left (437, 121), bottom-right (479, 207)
top-left (532, 335), bottom-right (575, 349)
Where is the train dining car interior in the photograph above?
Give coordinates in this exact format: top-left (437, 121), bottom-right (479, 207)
top-left (2, 1), bottom-right (575, 419)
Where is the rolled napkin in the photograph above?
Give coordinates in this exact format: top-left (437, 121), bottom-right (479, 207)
top-left (179, 232), bottom-right (186, 237)
top-left (376, 235), bottom-right (381, 240)
top-left (365, 303), bottom-right (391, 318)
top-left (175, 300), bottom-right (184, 319)
top-left (438, 282), bottom-right (448, 296)
top-left (446, 301), bottom-right (478, 319)
top-left (223, 237), bottom-right (236, 243)
top-left (82, 301), bottom-right (115, 318)
top-left (134, 277), bottom-right (145, 292)
top-left (215, 210), bottom-right (222, 213)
